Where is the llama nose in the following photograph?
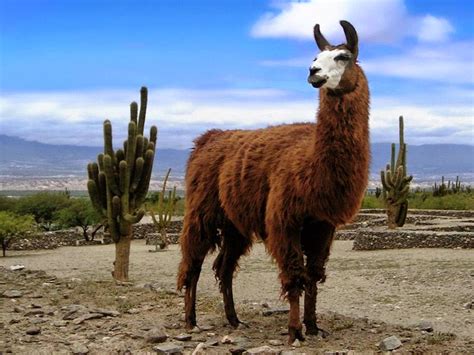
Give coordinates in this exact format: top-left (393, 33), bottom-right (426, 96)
top-left (309, 67), bottom-right (321, 76)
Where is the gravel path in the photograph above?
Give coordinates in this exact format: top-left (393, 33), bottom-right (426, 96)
top-left (2, 240), bottom-right (472, 339)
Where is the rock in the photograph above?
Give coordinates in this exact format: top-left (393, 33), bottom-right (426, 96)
top-left (230, 347), bottom-right (247, 355)
top-left (24, 309), bottom-right (44, 316)
top-left (92, 308), bottom-right (120, 317)
top-left (200, 324), bottom-right (214, 331)
top-left (2, 290), bottom-right (23, 298)
top-left (30, 303), bottom-right (42, 309)
top-left (52, 320), bottom-right (68, 327)
top-left (126, 308), bottom-right (140, 314)
top-left (174, 333), bottom-right (192, 341)
top-left (268, 339), bottom-right (284, 346)
top-left (221, 335), bottom-right (234, 344)
top-left (25, 326), bottom-right (41, 335)
top-left (324, 351), bottom-right (350, 355)
top-left (145, 327), bottom-right (168, 343)
top-left (31, 318), bottom-right (47, 324)
top-left (9, 264), bottom-right (25, 271)
top-left (191, 342), bottom-right (206, 355)
top-left (72, 313), bottom-right (104, 325)
top-left (71, 343), bottom-right (89, 354)
top-left (418, 320), bottom-right (434, 332)
top-left (204, 339), bottom-right (219, 347)
top-left (244, 346), bottom-right (279, 354)
top-left (153, 343), bottom-right (183, 354)
top-left (463, 301), bottom-right (473, 309)
top-left (13, 306), bottom-right (25, 313)
top-left (291, 339), bottom-right (301, 347)
top-left (262, 307), bottom-right (290, 316)
top-left (379, 335), bottom-right (402, 351)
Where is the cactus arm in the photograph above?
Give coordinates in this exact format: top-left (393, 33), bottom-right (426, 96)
top-left (87, 180), bottom-right (106, 218)
top-left (103, 120), bottom-right (115, 166)
top-left (130, 157), bottom-right (145, 193)
top-left (130, 102), bottom-right (138, 125)
top-left (103, 155), bottom-right (121, 196)
top-left (138, 87), bottom-right (148, 135)
top-left (123, 209), bottom-right (145, 224)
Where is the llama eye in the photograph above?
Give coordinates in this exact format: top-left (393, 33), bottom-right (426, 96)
top-left (334, 54), bottom-right (350, 61)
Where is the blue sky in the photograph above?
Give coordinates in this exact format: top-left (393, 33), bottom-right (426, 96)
top-left (0, 0), bottom-right (473, 148)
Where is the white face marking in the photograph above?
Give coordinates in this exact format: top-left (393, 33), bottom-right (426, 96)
top-left (310, 49), bottom-right (351, 89)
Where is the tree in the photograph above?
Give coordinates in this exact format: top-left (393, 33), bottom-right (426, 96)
top-left (15, 192), bottom-right (71, 230)
top-left (0, 211), bottom-right (35, 257)
top-left (0, 196), bottom-right (18, 212)
top-left (55, 199), bottom-right (102, 241)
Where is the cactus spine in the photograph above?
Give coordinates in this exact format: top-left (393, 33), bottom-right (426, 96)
top-left (380, 116), bottom-right (413, 228)
top-left (87, 87), bottom-right (157, 281)
top-left (147, 168), bottom-right (177, 251)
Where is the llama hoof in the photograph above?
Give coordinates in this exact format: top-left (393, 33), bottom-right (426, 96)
top-left (306, 326), bottom-right (329, 338)
top-left (288, 326), bottom-right (305, 344)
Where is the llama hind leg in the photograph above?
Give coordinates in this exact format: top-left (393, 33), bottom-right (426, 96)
top-left (177, 219), bottom-right (214, 329)
top-left (301, 221), bottom-right (335, 336)
top-left (213, 223), bottom-right (252, 327)
top-left (267, 227), bottom-right (306, 343)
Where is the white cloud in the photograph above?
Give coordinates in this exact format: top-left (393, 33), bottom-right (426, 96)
top-left (417, 15), bottom-right (454, 43)
top-left (1, 88), bottom-right (472, 148)
top-left (363, 41), bottom-right (474, 84)
top-left (251, 0), bottom-right (453, 44)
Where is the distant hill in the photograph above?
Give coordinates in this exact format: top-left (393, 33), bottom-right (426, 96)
top-left (1, 134), bottom-right (473, 182)
top-left (0, 135), bottom-right (189, 178)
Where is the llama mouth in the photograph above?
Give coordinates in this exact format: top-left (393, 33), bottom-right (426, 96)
top-left (308, 76), bottom-right (327, 88)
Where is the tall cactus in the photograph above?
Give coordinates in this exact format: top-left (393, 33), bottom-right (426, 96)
top-left (380, 116), bottom-right (413, 228)
top-left (87, 87), bottom-right (157, 281)
top-left (147, 168), bottom-right (177, 251)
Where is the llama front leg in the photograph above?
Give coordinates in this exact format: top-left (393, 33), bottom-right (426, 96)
top-left (301, 221), bottom-right (334, 336)
top-left (267, 227), bottom-right (306, 343)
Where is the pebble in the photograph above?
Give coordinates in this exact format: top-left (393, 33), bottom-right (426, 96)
top-left (92, 308), bottom-right (120, 317)
top-left (153, 343), bottom-right (183, 354)
top-left (9, 264), bottom-right (25, 271)
top-left (191, 342), bottom-right (206, 355)
top-left (291, 339), bottom-right (301, 347)
top-left (221, 335), bottom-right (234, 344)
top-left (174, 333), bottom-right (192, 341)
top-left (244, 345), bottom-right (279, 354)
top-left (72, 313), bottom-right (104, 325)
top-left (262, 307), bottom-right (290, 316)
top-left (230, 347), bottom-right (247, 355)
top-left (463, 301), bottom-right (473, 309)
top-left (418, 320), bottom-right (434, 332)
top-left (13, 306), bottom-right (25, 313)
top-left (2, 290), bottom-right (23, 298)
top-left (268, 339), bottom-right (283, 346)
top-left (71, 343), bottom-right (89, 354)
top-left (145, 327), bottom-right (168, 343)
top-left (379, 335), bottom-right (402, 351)
top-left (25, 326), bottom-right (41, 335)
top-left (52, 320), bottom-right (68, 327)
top-left (24, 309), bottom-right (44, 317)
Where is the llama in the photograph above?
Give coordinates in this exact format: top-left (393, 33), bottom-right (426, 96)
top-left (177, 20), bottom-right (370, 343)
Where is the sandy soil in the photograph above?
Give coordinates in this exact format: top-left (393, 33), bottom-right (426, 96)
top-left (1, 240), bottom-right (473, 344)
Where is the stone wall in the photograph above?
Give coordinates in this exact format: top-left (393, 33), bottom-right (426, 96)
top-left (353, 231), bottom-right (474, 250)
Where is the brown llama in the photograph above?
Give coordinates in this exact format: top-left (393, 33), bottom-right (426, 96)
top-left (177, 20), bottom-right (370, 343)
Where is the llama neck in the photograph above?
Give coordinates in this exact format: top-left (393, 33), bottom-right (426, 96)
top-left (309, 69), bottom-right (370, 223)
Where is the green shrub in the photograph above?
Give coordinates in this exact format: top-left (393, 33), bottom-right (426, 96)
top-left (15, 192), bottom-right (71, 230)
top-left (55, 198), bottom-right (102, 241)
top-left (0, 211), bottom-right (36, 257)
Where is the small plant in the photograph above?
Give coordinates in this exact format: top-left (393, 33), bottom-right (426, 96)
top-left (147, 168), bottom-right (177, 251)
top-left (375, 187), bottom-right (382, 198)
top-left (0, 211), bottom-right (35, 257)
top-left (380, 116), bottom-right (413, 228)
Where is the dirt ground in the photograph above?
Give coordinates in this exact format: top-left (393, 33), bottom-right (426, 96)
top-left (1, 239), bottom-right (473, 354)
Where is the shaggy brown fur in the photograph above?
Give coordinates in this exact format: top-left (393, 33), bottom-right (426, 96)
top-left (177, 21), bottom-right (370, 343)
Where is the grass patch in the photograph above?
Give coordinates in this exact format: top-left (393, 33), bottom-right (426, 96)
top-left (427, 332), bottom-right (456, 345)
top-left (362, 191), bottom-right (474, 210)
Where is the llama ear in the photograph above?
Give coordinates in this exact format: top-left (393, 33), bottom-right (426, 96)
top-left (340, 20), bottom-right (358, 58)
top-left (313, 24), bottom-right (331, 51)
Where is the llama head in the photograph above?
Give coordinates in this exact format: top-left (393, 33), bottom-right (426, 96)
top-left (308, 20), bottom-right (359, 91)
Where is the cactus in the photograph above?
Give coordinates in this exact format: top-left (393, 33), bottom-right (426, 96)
top-left (147, 168), bottom-right (177, 251)
top-left (380, 116), bottom-right (413, 228)
top-left (87, 87), bottom-right (157, 281)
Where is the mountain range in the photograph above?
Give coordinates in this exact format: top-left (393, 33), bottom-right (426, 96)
top-left (1, 134), bottom-right (473, 186)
